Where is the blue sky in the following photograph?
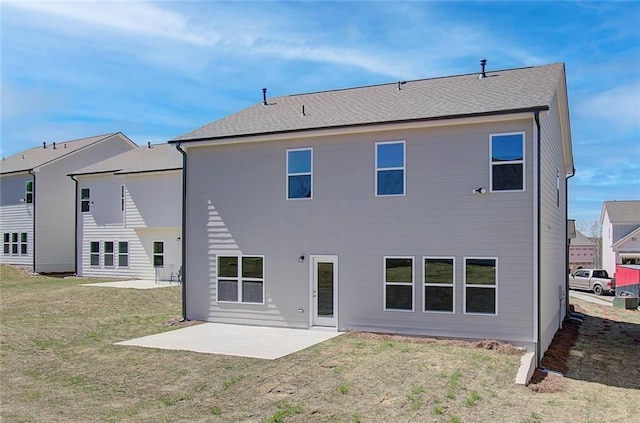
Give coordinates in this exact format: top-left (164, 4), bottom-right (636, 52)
top-left (1, 0), bottom-right (639, 226)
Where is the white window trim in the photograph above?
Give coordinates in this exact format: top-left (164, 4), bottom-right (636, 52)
top-left (375, 140), bottom-right (406, 197)
top-left (25, 181), bottom-right (33, 204)
top-left (103, 241), bottom-right (115, 268)
top-left (463, 256), bottom-right (498, 316)
top-left (118, 241), bottom-right (129, 268)
top-left (152, 240), bottom-right (164, 268)
top-left (90, 241), bottom-right (100, 267)
top-left (286, 147), bottom-right (313, 200)
top-left (422, 256), bottom-right (455, 314)
top-left (216, 255), bottom-right (266, 305)
top-left (383, 256), bottom-right (414, 312)
top-left (489, 132), bottom-right (525, 193)
top-left (81, 187), bottom-right (91, 213)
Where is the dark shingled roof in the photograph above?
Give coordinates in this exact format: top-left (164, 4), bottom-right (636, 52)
top-left (172, 63), bottom-right (566, 142)
top-left (69, 143), bottom-right (182, 176)
top-left (1, 133), bottom-right (119, 175)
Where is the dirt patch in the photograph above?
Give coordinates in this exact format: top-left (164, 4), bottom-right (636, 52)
top-left (348, 331), bottom-right (524, 354)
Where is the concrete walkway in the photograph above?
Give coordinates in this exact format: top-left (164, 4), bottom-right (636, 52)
top-left (115, 323), bottom-right (343, 359)
top-left (81, 279), bottom-right (180, 289)
top-left (569, 290), bottom-right (613, 306)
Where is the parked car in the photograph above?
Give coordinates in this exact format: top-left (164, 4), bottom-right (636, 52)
top-left (569, 269), bottom-right (615, 295)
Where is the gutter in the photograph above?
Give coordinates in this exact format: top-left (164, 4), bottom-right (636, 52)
top-left (69, 174), bottom-right (79, 276)
top-left (565, 168), bottom-right (576, 318)
top-left (28, 169), bottom-right (36, 272)
top-left (175, 143), bottom-right (188, 322)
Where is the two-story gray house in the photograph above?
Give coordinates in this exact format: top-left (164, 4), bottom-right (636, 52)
top-left (170, 62), bottom-right (574, 363)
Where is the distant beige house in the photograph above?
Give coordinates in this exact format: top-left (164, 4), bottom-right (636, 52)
top-left (0, 133), bottom-right (136, 273)
top-left (569, 230), bottom-right (596, 272)
top-left (601, 200), bottom-right (640, 276)
top-left (69, 144), bottom-right (183, 281)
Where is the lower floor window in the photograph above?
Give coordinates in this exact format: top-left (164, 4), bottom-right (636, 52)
top-left (104, 242), bottom-right (114, 267)
top-left (384, 257), bottom-right (414, 311)
top-left (20, 233), bottom-right (27, 255)
top-left (3, 233), bottom-right (9, 255)
top-left (153, 241), bottom-right (164, 267)
top-left (11, 233), bottom-right (18, 255)
top-left (118, 242), bottom-right (129, 267)
top-left (424, 257), bottom-right (454, 313)
top-left (90, 242), bottom-right (100, 266)
top-left (464, 258), bottom-right (497, 315)
top-left (217, 255), bottom-right (264, 304)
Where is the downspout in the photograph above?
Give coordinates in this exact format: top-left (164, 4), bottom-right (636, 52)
top-left (70, 174), bottom-right (79, 276)
top-left (175, 143), bottom-right (188, 322)
top-left (565, 168), bottom-right (576, 318)
top-left (534, 111), bottom-right (542, 368)
top-left (28, 169), bottom-right (36, 272)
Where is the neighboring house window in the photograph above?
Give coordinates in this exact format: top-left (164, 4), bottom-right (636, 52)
top-left (90, 242), bottom-right (100, 266)
top-left (287, 148), bottom-right (312, 199)
top-left (423, 257), bottom-right (455, 313)
top-left (11, 233), bottom-right (18, 255)
top-left (556, 169), bottom-right (560, 208)
top-left (104, 242), bottom-right (114, 267)
top-left (384, 256), bottom-right (413, 311)
top-left (118, 242), bottom-right (129, 267)
top-left (81, 188), bottom-right (91, 212)
top-left (490, 133), bottom-right (524, 192)
top-left (3, 233), bottom-right (9, 255)
top-left (121, 185), bottom-right (125, 212)
top-left (153, 241), bottom-right (164, 267)
top-left (217, 255), bottom-right (265, 304)
top-left (25, 181), bottom-right (33, 204)
top-left (376, 141), bottom-right (405, 196)
top-left (20, 233), bottom-right (27, 255)
top-left (464, 258), bottom-right (497, 315)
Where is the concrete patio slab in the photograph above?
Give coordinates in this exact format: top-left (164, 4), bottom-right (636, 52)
top-left (115, 323), bottom-right (344, 359)
top-left (81, 280), bottom-right (180, 289)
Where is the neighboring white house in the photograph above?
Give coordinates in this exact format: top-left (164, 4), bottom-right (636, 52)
top-left (600, 200), bottom-right (640, 276)
top-left (0, 133), bottom-right (137, 273)
top-left (569, 230), bottom-right (596, 272)
top-left (68, 143), bottom-right (182, 281)
top-left (170, 62), bottom-right (574, 365)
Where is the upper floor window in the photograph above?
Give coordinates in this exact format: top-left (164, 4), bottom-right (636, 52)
top-left (464, 257), bottom-right (497, 315)
top-left (490, 133), bottom-right (524, 192)
top-left (217, 255), bottom-right (265, 304)
top-left (376, 141), bottom-right (405, 196)
top-left (287, 148), bottom-right (312, 199)
top-left (384, 256), bottom-right (413, 311)
top-left (81, 188), bottom-right (91, 213)
top-left (25, 181), bottom-right (33, 204)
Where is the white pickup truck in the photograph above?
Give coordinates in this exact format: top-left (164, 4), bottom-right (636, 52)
top-left (569, 269), bottom-right (615, 295)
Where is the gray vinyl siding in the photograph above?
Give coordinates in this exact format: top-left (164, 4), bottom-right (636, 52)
top-left (538, 92), bottom-right (570, 354)
top-left (185, 119), bottom-right (537, 346)
top-left (0, 174), bottom-right (34, 267)
top-left (77, 172), bottom-right (181, 280)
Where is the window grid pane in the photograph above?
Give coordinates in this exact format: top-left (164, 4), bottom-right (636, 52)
top-left (384, 257), bottom-right (413, 311)
top-left (218, 256), bottom-right (264, 303)
top-left (287, 149), bottom-right (312, 199)
top-left (376, 142), bottom-right (405, 196)
top-left (424, 258), bottom-right (454, 312)
top-left (491, 133), bottom-right (524, 192)
top-left (465, 258), bottom-right (497, 315)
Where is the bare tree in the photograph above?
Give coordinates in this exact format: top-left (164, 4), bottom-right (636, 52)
top-left (577, 220), bottom-right (602, 268)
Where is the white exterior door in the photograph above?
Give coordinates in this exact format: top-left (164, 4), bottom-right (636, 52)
top-left (311, 255), bottom-right (338, 328)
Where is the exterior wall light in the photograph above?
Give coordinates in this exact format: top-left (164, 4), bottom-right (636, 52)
top-left (298, 255), bottom-right (305, 263)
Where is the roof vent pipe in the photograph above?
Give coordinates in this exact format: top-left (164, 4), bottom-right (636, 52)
top-left (301, 105), bottom-right (306, 117)
top-left (53, 142), bottom-right (56, 149)
top-left (397, 81), bottom-right (406, 90)
top-left (479, 59), bottom-right (487, 79)
top-left (148, 141), bottom-right (151, 148)
top-left (262, 88), bottom-right (268, 105)
top-left (43, 142), bottom-right (46, 149)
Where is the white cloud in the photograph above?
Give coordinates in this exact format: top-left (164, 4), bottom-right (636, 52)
top-left (577, 81), bottom-right (640, 129)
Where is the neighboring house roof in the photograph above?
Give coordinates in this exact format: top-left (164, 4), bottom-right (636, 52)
top-left (613, 226), bottom-right (640, 249)
top-left (172, 63), bottom-right (566, 143)
top-left (0, 133), bottom-right (134, 175)
top-left (600, 200), bottom-right (640, 223)
top-left (572, 231), bottom-right (595, 246)
top-left (69, 143), bottom-right (182, 176)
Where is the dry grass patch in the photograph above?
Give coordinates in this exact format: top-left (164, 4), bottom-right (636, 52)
top-left (2, 265), bottom-right (639, 422)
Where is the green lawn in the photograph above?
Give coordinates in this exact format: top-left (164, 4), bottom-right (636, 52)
top-left (1, 265), bottom-right (638, 422)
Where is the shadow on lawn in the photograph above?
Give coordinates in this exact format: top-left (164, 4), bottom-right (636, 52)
top-left (565, 302), bottom-right (640, 390)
